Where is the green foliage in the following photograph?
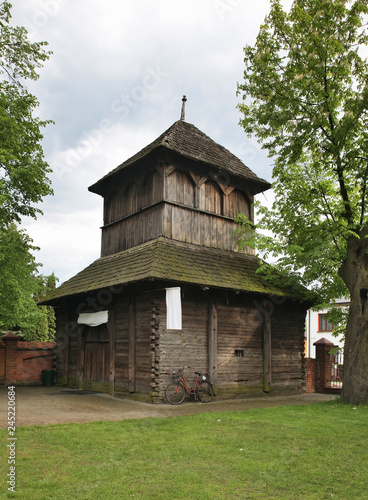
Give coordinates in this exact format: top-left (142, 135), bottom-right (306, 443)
top-left (0, 1), bottom-right (53, 227)
top-left (0, 224), bottom-right (39, 330)
top-left (237, 0), bottom-right (368, 305)
top-left (327, 304), bottom-right (349, 343)
top-left (23, 273), bottom-right (57, 341)
top-left (0, 3), bottom-right (56, 340)
top-left (0, 224), bottom-right (56, 340)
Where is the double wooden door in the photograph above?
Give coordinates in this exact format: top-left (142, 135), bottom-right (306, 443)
top-left (83, 324), bottom-right (110, 388)
top-left (75, 314), bottom-right (115, 393)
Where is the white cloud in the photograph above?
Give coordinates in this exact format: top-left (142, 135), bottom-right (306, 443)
top-left (10, 0), bottom-right (287, 283)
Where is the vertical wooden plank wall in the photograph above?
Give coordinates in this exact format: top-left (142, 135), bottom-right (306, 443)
top-left (216, 302), bottom-right (263, 388)
top-left (55, 305), bottom-right (70, 385)
top-left (271, 302), bottom-right (306, 390)
top-left (100, 160), bottom-right (254, 257)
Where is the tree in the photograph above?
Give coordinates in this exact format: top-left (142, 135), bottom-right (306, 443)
top-left (0, 224), bottom-right (56, 340)
top-left (25, 273), bottom-right (57, 342)
top-left (237, 0), bottom-right (368, 404)
top-left (0, 1), bottom-right (53, 227)
top-left (0, 2), bottom-right (56, 338)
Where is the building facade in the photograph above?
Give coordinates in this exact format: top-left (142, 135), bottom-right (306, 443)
top-left (305, 299), bottom-right (347, 358)
top-left (41, 112), bottom-right (311, 401)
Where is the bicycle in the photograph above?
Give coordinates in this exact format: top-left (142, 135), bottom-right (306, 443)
top-left (164, 368), bottom-right (214, 405)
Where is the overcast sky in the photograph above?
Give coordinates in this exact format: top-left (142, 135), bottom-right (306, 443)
top-left (10, 0), bottom-right (292, 284)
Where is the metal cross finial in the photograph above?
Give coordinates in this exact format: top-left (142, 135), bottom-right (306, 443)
top-left (180, 95), bottom-right (187, 121)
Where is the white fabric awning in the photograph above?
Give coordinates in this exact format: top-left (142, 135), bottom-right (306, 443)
top-left (77, 311), bottom-right (109, 327)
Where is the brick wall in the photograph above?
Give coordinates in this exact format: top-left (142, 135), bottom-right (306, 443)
top-left (306, 338), bottom-right (341, 393)
top-left (0, 332), bottom-right (55, 385)
top-left (305, 358), bottom-right (316, 393)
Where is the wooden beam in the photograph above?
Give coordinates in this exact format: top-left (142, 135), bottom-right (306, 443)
top-left (262, 313), bottom-right (272, 392)
top-left (76, 325), bottom-right (86, 389)
top-left (208, 300), bottom-right (218, 386)
top-left (107, 310), bottom-right (116, 393)
top-left (128, 297), bottom-right (136, 393)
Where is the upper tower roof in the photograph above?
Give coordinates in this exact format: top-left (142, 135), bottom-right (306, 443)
top-left (88, 119), bottom-right (271, 196)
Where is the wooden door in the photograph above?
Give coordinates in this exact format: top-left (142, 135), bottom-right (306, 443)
top-left (83, 324), bottom-right (110, 389)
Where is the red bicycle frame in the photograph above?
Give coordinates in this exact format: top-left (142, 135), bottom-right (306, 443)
top-left (173, 369), bottom-right (205, 398)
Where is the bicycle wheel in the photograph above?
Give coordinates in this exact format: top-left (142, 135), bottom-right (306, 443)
top-left (165, 382), bottom-right (186, 405)
top-left (197, 381), bottom-right (214, 403)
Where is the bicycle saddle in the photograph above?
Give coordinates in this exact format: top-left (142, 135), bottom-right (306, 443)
top-left (194, 371), bottom-right (202, 376)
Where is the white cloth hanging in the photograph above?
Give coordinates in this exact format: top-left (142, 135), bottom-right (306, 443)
top-left (77, 311), bottom-right (109, 327)
top-left (166, 287), bottom-right (182, 330)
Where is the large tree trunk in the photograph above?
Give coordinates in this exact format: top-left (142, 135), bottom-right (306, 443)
top-left (339, 228), bottom-right (368, 405)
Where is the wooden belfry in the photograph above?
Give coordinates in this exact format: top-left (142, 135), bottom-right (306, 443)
top-left (88, 96), bottom-right (268, 259)
top-left (41, 98), bottom-right (310, 401)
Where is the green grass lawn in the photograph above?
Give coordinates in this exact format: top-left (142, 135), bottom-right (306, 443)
top-left (1, 400), bottom-right (367, 499)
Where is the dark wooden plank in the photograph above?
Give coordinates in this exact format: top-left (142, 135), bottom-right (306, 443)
top-left (128, 297), bottom-right (136, 393)
top-left (108, 310), bottom-right (115, 388)
top-left (208, 301), bottom-right (218, 385)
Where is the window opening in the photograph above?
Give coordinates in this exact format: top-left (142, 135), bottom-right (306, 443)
top-left (318, 314), bottom-right (333, 332)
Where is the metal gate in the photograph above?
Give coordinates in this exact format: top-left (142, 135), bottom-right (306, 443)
top-left (329, 349), bottom-right (344, 389)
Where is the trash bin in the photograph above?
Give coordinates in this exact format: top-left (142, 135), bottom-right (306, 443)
top-left (42, 369), bottom-right (55, 386)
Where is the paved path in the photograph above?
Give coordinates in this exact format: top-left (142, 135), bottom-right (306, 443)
top-left (0, 386), bottom-right (336, 428)
top-left (0, 386), bottom-right (337, 428)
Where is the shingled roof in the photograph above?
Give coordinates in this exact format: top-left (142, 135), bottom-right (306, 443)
top-left (39, 238), bottom-right (309, 305)
top-left (89, 120), bottom-right (271, 196)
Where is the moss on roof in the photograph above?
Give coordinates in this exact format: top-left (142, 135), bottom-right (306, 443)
top-left (39, 238), bottom-right (310, 305)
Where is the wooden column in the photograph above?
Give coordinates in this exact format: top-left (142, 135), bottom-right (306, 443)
top-left (76, 325), bottom-right (87, 389)
top-left (108, 310), bottom-right (116, 394)
top-left (262, 313), bottom-right (272, 393)
top-left (208, 301), bottom-right (218, 386)
top-left (128, 297), bottom-right (136, 393)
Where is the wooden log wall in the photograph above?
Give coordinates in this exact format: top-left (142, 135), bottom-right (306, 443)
top-left (114, 292), bottom-right (157, 396)
top-left (114, 295), bottom-right (131, 392)
top-left (150, 298), bottom-right (161, 399)
top-left (157, 290), bottom-right (307, 398)
top-left (54, 303), bottom-right (84, 388)
top-left (158, 291), bottom-right (209, 393)
top-left (216, 302), bottom-right (263, 387)
top-left (55, 291), bottom-right (307, 400)
top-left (66, 326), bottom-right (79, 387)
top-left (270, 302), bottom-right (306, 389)
top-left (135, 294), bottom-right (155, 393)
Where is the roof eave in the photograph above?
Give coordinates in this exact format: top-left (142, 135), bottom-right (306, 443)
top-left (88, 144), bottom-right (271, 198)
